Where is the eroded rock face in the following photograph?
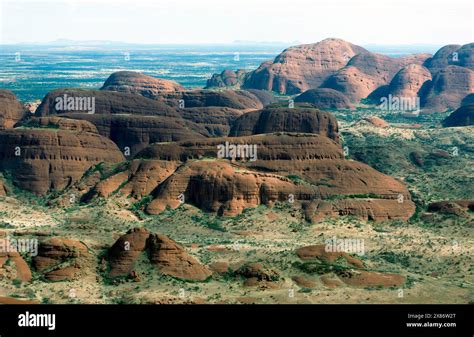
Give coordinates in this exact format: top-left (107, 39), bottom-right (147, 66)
top-left (229, 106), bottom-right (340, 141)
top-left (33, 238), bottom-right (90, 282)
top-left (242, 38), bottom-right (369, 94)
top-left (108, 228), bottom-right (211, 281)
top-left (442, 104), bottom-right (474, 127)
top-left (136, 133), bottom-right (415, 220)
top-left (0, 90), bottom-right (25, 129)
top-left (294, 88), bottom-right (354, 110)
top-left (0, 118), bottom-right (125, 194)
top-left (422, 66), bottom-right (474, 112)
top-left (101, 71), bottom-right (185, 95)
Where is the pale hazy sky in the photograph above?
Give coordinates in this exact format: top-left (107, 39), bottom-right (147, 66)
top-left (1, 0), bottom-right (472, 45)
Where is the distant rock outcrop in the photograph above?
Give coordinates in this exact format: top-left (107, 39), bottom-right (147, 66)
top-left (0, 90), bottom-right (25, 129)
top-left (0, 117), bottom-right (125, 194)
top-left (101, 71), bottom-right (266, 109)
top-left (229, 106), bottom-right (339, 141)
top-left (153, 90), bottom-right (265, 110)
top-left (442, 104), bottom-right (474, 127)
top-left (322, 52), bottom-right (430, 102)
top-left (101, 71), bottom-right (184, 95)
top-left (108, 228), bottom-right (211, 281)
top-left (423, 43), bottom-right (473, 75)
top-left (206, 69), bottom-right (247, 88)
top-left (294, 88), bottom-right (354, 109)
top-left (242, 38), bottom-right (369, 94)
top-left (422, 66), bottom-right (474, 112)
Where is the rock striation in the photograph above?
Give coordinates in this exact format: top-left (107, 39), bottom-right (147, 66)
top-left (0, 117), bottom-right (125, 194)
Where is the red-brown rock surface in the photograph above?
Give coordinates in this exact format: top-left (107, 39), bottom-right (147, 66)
top-left (108, 228), bottom-right (211, 281)
top-left (35, 89), bottom-right (179, 117)
top-left (423, 43), bottom-right (473, 75)
top-left (0, 117), bottom-right (125, 194)
top-left (422, 66), bottom-right (474, 112)
top-left (322, 52), bottom-right (430, 102)
top-left (386, 64), bottom-right (432, 98)
top-left (101, 71), bottom-right (184, 95)
top-left (206, 69), bottom-right (247, 88)
top-left (60, 113), bottom-right (206, 156)
top-left (136, 133), bottom-right (415, 220)
top-left (33, 238), bottom-right (90, 281)
top-left (229, 106), bottom-right (339, 141)
top-left (0, 251), bottom-right (32, 282)
top-left (242, 38), bottom-right (369, 94)
top-left (294, 88), bottom-right (354, 109)
top-left (148, 233), bottom-right (212, 281)
top-left (0, 90), bottom-right (25, 129)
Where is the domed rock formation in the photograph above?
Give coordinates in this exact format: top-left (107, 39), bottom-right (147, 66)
top-left (423, 43), bottom-right (473, 75)
top-left (228, 106), bottom-right (339, 141)
top-left (242, 38), bottom-right (369, 94)
top-left (33, 238), bottom-right (91, 282)
top-left (0, 90), bottom-right (26, 129)
top-left (101, 71), bottom-right (184, 95)
top-left (35, 89), bottom-right (179, 117)
top-left (206, 69), bottom-right (247, 88)
top-left (294, 88), bottom-right (354, 109)
top-left (385, 64), bottom-right (432, 98)
top-left (155, 90), bottom-right (265, 110)
top-left (442, 104), bottom-right (474, 127)
top-left (0, 117), bottom-right (125, 194)
top-left (422, 66), bottom-right (474, 112)
top-left (108, 228), bottom-right (211, 281)
top-left (322, 52), bottom-right (430, 102)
